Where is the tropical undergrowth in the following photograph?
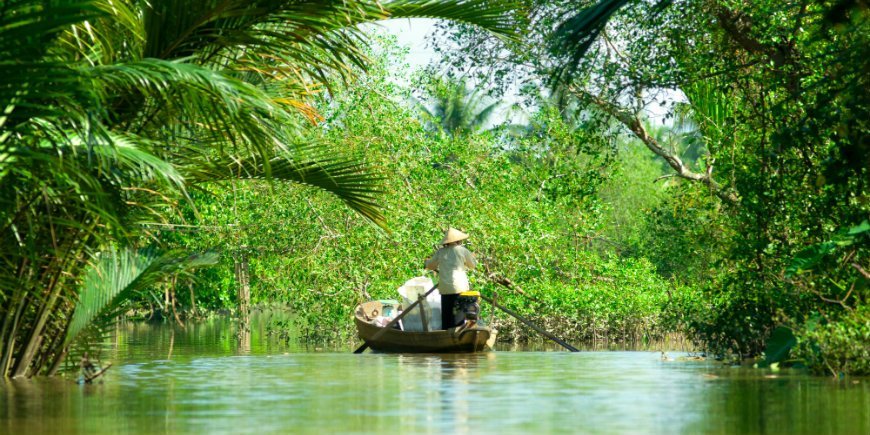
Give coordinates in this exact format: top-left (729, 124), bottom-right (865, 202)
top-left (0, 0), bottom-right (522, 378)
top-left (429, 0), bottom-right (869, 374)
top-left (163, 38), bottom-right (694, 346)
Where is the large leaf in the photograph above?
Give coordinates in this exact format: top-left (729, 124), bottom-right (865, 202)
top-left (64, 247), bottom-right (218, 347)
top-left (549, 0), bottom-right (631, 88)
top-left (762, 326), bottom-right (797, 366)
top-left (786, 220), bottom-right (870, 277)
top-left (548, 0), bottom-right (671, 88)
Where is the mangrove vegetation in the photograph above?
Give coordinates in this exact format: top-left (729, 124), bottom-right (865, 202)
top-left (1, 0), bottom-right (867, 379)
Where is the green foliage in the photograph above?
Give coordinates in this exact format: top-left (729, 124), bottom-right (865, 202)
top-left (65, 248), bottom-right (217, 351)
top-left (0, 0), bottom-right (523, 377)
top-left (795, 307), bottom-right (870, 377)
top-left (783, 221), bottom-right (869, 374)
top-left (433, 0), bottom-right (868, 372)
top-left (787, 221), bottom-right (870, 277)
top-left (598, 139), bottom-right (668, 252)
top-left (414, 76), bottom-right (503, 136)
top-left (635, 185), bottom-right (728, 282)
top-left (167, 41), bottom-right (683, 343)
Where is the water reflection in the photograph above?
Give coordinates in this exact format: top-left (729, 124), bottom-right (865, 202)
top-left (0, 320), bottom-right (868, 435)
top-left (237, 314), bottom-right (251, 354)
top-left (394, 354), bottom-right (492, 434)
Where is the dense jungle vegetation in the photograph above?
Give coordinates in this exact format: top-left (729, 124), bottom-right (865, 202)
top-left (1, 0), bottom-right (867, 378)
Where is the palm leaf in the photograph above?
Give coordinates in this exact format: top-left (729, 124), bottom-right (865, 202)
top-left (53, 129), bottom-right (186, 190)
top-left (417, 77), bottom-right (502, 135)
top-left (90, 58), bottom-right (314, 168)
top-left (0, 1), bottom-right (106, 133)
top-left (470, 100), bottom-right (501, 130)
top-left (136, 1), bottom-right (521, 96)
top-left (1, 125), bottom-right (187, 238)
top-left (64, 247), bottom-right (218, 348)
top-left (549, 0), bottom-right (631, 88)
top-left (0, 62), bottom-right (97, 134)
top-left (386, 0), bottom-right (521, 41)
top-left (549, 0), bottom-right (671, 88)
top-left (681, 79), bottom-right (734, 148)
top-left (185, 150), bottom-right (387, 228)
top-left (0, 0), bottom-right (104, 61)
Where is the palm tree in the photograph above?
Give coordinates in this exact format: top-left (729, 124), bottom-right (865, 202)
top-left (416, 77), bottom-right (504, 136)
top-left (0, 0), bottom-right (520, 378)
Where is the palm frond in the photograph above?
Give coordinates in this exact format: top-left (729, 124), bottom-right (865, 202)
top-left (55, 0), bottom-right (145, 65)
top-left (0, 0), bottom-right (104, 61)
top-left (92, 131), bottom-right (186, 189)
top-left (549, 0), bottom-right (673, 90)
top-left (682, 79), bottom-right (734, 146)
top-left (135, 0), bottom-right (521, 98)
top-left (0, 1), bottom-right (103, 131)
top-left (64, 247), bottom-right (218, 348)
top-left (470, 100), bottom-right (501, 129)
top-left (92, 58), bottom-right (307, 160)
top-left (416, 77), bottom-right (503, 135)
top-left (385, 0), bottom-right (522, 41)
top-left (185, 150), bottom-right (386, 228)
top-left (549, 0), bottom-right (632, 89)
top-left (0, 62), bottom-right (98, 134)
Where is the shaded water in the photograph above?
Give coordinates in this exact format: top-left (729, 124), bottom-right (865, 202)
top-left (2, 317), bottom-right (868, 434)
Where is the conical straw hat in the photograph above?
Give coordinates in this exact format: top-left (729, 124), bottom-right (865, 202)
top-left (441, 228), bottom-right (469, 245)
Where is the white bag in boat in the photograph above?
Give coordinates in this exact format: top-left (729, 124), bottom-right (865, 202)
top-left (397, 277), bottom-right (441, 331)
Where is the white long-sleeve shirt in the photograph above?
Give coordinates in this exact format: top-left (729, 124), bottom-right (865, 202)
top-left (424, 245), bottom-right (477, 294)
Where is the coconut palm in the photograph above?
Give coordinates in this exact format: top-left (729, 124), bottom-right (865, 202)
top-left (0, 0), bottom-right (520, 378)
top-left (416, 77), bottom-right (504, 136)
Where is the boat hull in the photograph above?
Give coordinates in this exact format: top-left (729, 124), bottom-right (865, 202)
top-left (355, 302), bottom-right (496, 353)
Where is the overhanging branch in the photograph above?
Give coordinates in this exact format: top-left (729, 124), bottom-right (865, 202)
top-left (578, 90), bottom-right (739, 204)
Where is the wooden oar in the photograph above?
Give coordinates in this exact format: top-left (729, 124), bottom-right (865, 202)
top-left (480, 294), bottom-right (579, 352)
top-left (353, 285), bottom-right (439, 354)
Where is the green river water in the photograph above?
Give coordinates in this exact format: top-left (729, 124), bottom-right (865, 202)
top-left (2, 315), bottom-right (868, 434)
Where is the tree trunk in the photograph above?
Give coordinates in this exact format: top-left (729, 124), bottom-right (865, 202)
top-left (12, 264), bottom-right (65, 378)
top-left (170, 275), bottom-right (184, 328)
top-left (235, 255), bottom-right (251, 319)
top-left (188, 280), bottom-right (197, 315)
top-left (1, 293), bottom-right (30, 378)
top-left (11, 227), bottom-right (91, 378)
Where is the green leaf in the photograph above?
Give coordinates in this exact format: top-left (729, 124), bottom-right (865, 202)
top-left (64, 247), bottom-right (218, 348)
top-left (763, 326), bottom-right (796, 366)
top-left (847, 220), bottom-right (869, 236)
top-left (786, 241), bottom-right (837, 277)
top-left (786, 220), bottom-right (869, 277)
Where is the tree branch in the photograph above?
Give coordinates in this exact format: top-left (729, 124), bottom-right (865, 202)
top-left (578, 90), bottom-right (739, 204)
top-left (852, 263), bottom-right (870, 280)
top-left (715, 7), bottom-right (801, 92)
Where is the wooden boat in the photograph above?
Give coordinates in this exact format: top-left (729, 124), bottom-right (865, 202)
top-left (354, 301), bottom-right (496, 353)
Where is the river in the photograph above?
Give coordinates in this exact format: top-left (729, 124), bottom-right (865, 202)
top-left (2, 316), bottom-right (868, 434)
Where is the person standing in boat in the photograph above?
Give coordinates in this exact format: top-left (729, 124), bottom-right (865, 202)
top-left (424, 228), bottom-right (477, 329)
